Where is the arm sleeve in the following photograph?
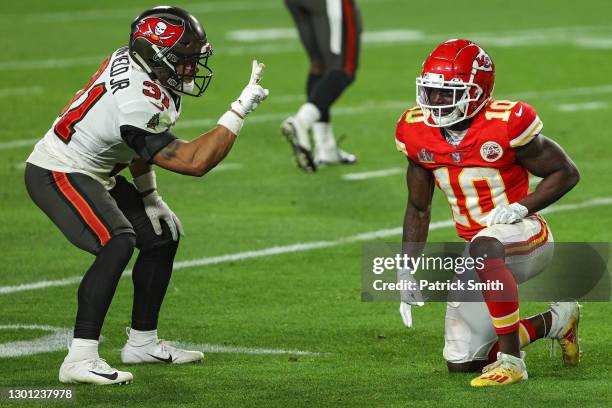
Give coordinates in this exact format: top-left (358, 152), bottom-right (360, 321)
top-left (120, 125), bottom-right (176, 163)
top-left (507, 102), bottom-right (543, 148)
top-left (116, 95), bottom-right (178, 163)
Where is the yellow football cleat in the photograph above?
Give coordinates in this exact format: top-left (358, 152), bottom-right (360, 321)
top-left (550, 301), bottom-right (581, 367)
top-left (470, 352), bottom-right (528, 387)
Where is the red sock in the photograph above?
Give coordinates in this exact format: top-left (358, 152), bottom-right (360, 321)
top-left (488, 318), bottom-right (538, 362)
top-left (478, 258), bottom-right (519, 335)
top-left (518, 318), bottom-right (537, 347)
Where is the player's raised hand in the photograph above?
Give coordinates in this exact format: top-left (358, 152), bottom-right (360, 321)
top-left (231, 60), bottom-right (270, 117)
top-left (250, 60), bottom-right (265, 85)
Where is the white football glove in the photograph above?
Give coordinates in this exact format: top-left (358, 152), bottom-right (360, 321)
top-left (398, 267), bottom-right (425, 328)
top-left (231, 60), bottom-right (270, 117)
top-left (142, 192), bottom-right (184, 241)
top-left (399, 302), bottom-right (416, 328)
top-left (483, 202), bottom-right (528, 227)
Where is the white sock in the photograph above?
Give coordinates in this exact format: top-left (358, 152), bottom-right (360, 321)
top-left (128, 328), bottom-right (158, 346)
top-left (295, 102), bottom-right (321, 130)
top-left (547, 311), bottom-right (561, 339)
top-left (312, 122), bottom-right (337, 155)
top-left (65, 338), bottom-right (99, 362)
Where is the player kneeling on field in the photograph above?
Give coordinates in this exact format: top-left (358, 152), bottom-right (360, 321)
top-left (25, 6), bottom-right (269, 385)
top-left (395, 39), bottom-right (580, 387)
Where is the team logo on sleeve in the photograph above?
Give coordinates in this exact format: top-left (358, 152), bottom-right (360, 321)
top-left (146, 113), bottom-right (160, 130)
top-left (134, 18), bottom-right (185, 47)
top-left (480, 141), bottom-right (503, 162)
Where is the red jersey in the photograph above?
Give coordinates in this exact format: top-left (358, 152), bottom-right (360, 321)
top-left (395, 99), bottom-right (543, 240)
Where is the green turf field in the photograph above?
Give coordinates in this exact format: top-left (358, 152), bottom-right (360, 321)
top-left (1, 0), bottom-right (612, 406)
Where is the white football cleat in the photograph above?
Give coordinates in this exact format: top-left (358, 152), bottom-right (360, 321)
top-left (314, 148), bottom-right (357, 166)
top-left (281, 117), bottom-right (316, 172)
top-left (121, 339), bottom-right (204, 365)
top-left (59, 358), bottom-right (133, 385)
top-left (548, 301), bottom-right (581, 366)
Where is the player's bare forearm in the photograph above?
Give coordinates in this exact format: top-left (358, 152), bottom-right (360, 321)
top-left (403, 203), bottom-right (431, 257)
top-left (515, 134), bottom-right (580, 213)
top-left (403, 159), bottom-right (435, 257)
top-left (152, 126), bottom-right (237, 177)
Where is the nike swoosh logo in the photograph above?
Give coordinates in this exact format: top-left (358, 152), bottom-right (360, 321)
top-left (149, 101), bottom-right (164, 112)
top-left (147, 353), bottom-right (173, 363)
top-left (515, 106), bottom-right (523, 117)
top-left (89, 370), bottom-right (118, 380)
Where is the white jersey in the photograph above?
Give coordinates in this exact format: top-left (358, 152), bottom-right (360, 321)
top-left (27, 46), bottom-right (181, 189)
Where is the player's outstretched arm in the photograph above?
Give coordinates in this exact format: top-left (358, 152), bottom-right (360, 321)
top-left (153, 60), bottom-right (269, 177)
top-left (152, 127), bottom-right (237, 177)
top-left (403, 158), bottom-right (435, 249)
top-left (515, 134), bottom-right (580, 213)
top-left (399, 158), bottom-right (435, 327)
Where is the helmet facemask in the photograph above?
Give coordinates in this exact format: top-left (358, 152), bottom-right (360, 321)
top-left (151, 44), bottom-right (213, 97)
top-left (416, 74), bottom-right (484, 128)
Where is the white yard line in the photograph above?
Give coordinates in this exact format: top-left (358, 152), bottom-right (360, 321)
top-left (0, 138), bottom-right (39, 150)
top-left (529, 176), bottom-right (542, 186)
top-left (558, 101), bottom-right (609, 112)
top-left (342, 167), bottom-right (404, 181)
top-left (0, 324), bottom-right (72, 358)
top-left (5, 26), bottom-right (612, 71)
top-left (269, 94), bottom-right (305, 104)
top-left (211, 163), bottom-right (243, 172)
top-left (170, 342), bottom-right (322, 356)
top-left (24, 2), bottom-right (284, 23)
top-left (20, 0), bottom-right (396, 23)
top-left (0, 324), bottom-right (321, 358)
top-left (0, 87), bottom-right (43, 98)
top-left (3, 82), bottom-right (610, 152)
top-left (12, 162), bottom-right (242, 172)
top-left (1, 197), bottom-right (610, 296)
top-left (344, 171), bottom-right (541, 183)
top-left (506, 84), bottom-right (612, 100)
top-left (0, 56), bottom-right (106, 71)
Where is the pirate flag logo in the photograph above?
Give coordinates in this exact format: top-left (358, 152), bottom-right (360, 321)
top-left (134, 17), bottom-right (185, 47)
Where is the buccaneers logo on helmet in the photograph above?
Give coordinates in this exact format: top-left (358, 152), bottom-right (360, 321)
top-left (133, 17), bottom-right (185, 47)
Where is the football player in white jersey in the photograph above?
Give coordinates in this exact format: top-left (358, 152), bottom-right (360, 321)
top-left (25, 6), bottom-right (269, 385)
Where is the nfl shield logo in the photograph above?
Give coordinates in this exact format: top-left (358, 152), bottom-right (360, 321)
top-left (451, 152), bottom-right (462, 163)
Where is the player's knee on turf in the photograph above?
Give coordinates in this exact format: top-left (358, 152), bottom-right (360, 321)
top-left (447, 360), bottom-right (487, 373)
top-left (469, 236), bottom-right (505, 261)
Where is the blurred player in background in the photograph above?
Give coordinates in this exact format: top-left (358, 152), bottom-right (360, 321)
top-left (281, 0), bottom-right (361, 172)
top-left (395, 39), bottom-right (581, 387)
top-left (24, 6), bottom-right (268, 385)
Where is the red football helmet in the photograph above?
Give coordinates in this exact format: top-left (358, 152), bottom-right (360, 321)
top-left (416, 39), bottom-right (495, 127)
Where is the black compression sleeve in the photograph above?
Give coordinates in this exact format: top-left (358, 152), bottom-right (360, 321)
top-left (120, 125), bottom-right (177, 163)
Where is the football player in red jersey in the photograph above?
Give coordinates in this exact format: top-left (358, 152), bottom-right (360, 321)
top-left (395, 39), bottom-right (581, 386)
